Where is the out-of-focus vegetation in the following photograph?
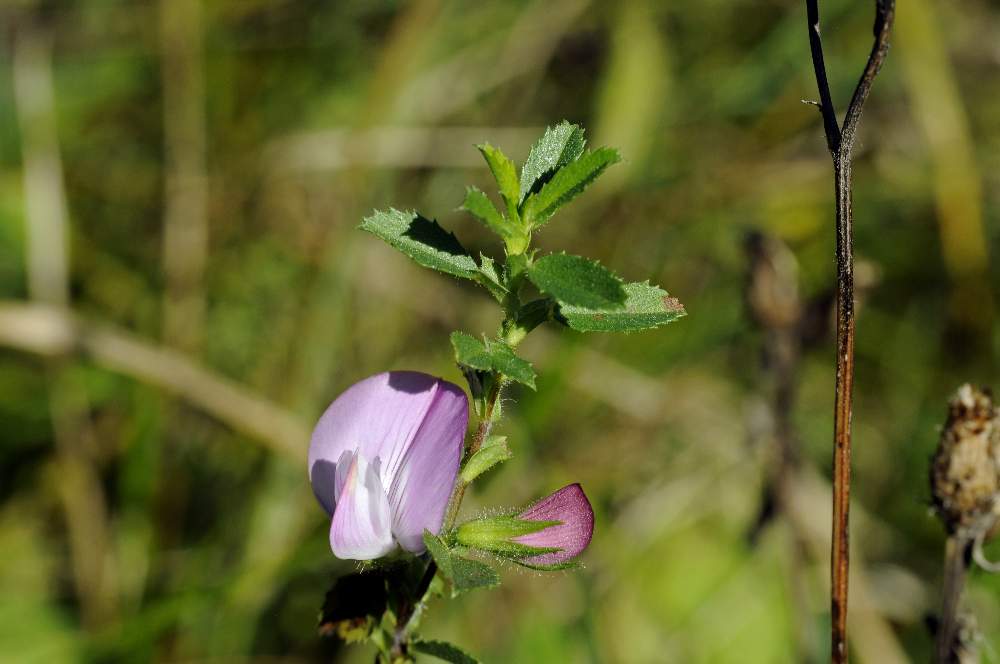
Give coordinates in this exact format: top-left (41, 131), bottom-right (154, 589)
top-left (1, 1), bottom-right (998, 662)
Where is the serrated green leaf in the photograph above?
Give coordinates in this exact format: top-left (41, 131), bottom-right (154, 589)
top-left (422, 531), bottom-right (500, 597)
top-left (476, 143), bottom-right (519, 221)
top-left (519, 121), bottom-right (586, 203)
top-left (449, 556), bottom-right (500, 595)
top-left (527, 253), bottom-right (626, 310)
top-left (521, 147), bottom-right (621, 228)
top-left (450, 332), bottom-right (493, 371)
top-left (475, 254), bottom-right (506, 302)
top-left (559, 281), bottom-right (686, 332)
top-left (413, 639), bottom-right (482, 664)
top-left (450, 333), bottom-right (536, 389)
top-left (460, 435), bottom-right (512, 483)
top-left (423, 531), bottom-right (454, 579)
top-left (360, 209), bottom-right (478, 279)
top-left (483, 340), bottom-right (536, 389)
top-left (462, 187), bottom-right (511, 238)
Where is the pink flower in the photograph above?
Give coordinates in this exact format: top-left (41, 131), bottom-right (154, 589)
top-left (308, 372), bottom-right (468, 560)
top-left (513, 483), bottom-right (595, 566)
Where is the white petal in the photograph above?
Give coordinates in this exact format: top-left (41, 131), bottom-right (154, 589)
top-left (329, 452), bottom-right (396, 560)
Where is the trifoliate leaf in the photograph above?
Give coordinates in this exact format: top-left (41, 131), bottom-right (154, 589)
top-left (520, 147), bottom-right (621, 228)
top-left (360, 209), bottom-right (478, 279)
top-left (519, 121), bottom-right (586, 203)
top-left (476, 143), bottom-right (520, 221)
top-left (460, 435), bottom-right (512, 484)
top-left (527, 253), bottom-right (626, 310)
top-left (413, 639), bottom-right (482, 664)
top-left (450, 332), bottom-right (536, 389)
top-left (558, 281), bottom-right (686, 332)
top-left (462, 187), bottom-right (511, 238)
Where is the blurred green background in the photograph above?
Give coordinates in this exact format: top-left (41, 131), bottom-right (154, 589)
top-left (1, 0), bottom-right (998, 662)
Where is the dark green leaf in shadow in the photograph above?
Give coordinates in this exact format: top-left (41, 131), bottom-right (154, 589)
top-left (360, 208), bottom-right (478, 279)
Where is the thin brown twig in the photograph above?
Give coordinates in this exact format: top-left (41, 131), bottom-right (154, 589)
top-left (803, 1), bottom-right (896, 661)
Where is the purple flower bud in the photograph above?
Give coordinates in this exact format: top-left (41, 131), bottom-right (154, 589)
top-left (513, 483), bottom-right (595, 566)
top-left (308, 371), bottom-right (468, 560)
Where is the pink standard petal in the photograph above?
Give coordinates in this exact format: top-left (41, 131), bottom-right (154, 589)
top-left (513, 483), bottom-right (595, 566)
top-left (386, 380), bottom-right (467, 553)
top-left (329, 452), bottom-right (396, 560)
top-left (308, 372), bottom-right (445, 516)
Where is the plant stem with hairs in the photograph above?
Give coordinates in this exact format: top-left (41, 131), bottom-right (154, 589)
top-left (803, 1), bottom-right (895, 661)
top-left (394, 279), bottom-right (539, 659)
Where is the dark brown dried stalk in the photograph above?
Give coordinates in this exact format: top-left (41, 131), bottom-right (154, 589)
top-left (803, 1), bottom-right (896, 661)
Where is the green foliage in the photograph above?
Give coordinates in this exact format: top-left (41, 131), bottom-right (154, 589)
top-left (359, 124), bottom-right (682, 342)
top-left (477, 254), bottom-right (504, 295)
top-left (412, 639), bottom-right (482, 664)
top-left (520, 147), bottom-right (621, 229)
top-left (462, 187), bottom-right (511, 239)
top-left (559, 281), bottom-right (687, 332)
top-left (359, 209), bottom-right (478, 279)
top-left (476, 143), bottom-right (520, 223)
top-left (423, 531), bottom-right (500, 598)
top-left (527, 253), bottom-right (626, 310)
top-left (519, 121), bottom-right (587, 203)
top-left (450, 332), bottom-right (536, 389)
top-left (460, 435), bottom-right (512, 484)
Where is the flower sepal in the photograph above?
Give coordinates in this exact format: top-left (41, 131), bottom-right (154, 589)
top-left (454, 516), bottom-right (563, 561)
top-left (453, 484), bottom-right (595, 570)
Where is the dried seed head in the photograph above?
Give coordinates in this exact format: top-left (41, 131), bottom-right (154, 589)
top-left (930, 384), bottom-right (1000, 536)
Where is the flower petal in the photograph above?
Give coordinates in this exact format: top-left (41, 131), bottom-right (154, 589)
top-left (513, 483), bottom-right (594, 565)
top-left (329, 452), bottom-right (396, 560)
top-left (386, 380), bottom-right (468, 552)
top-left (308, 371), bottom-right (443, 515)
